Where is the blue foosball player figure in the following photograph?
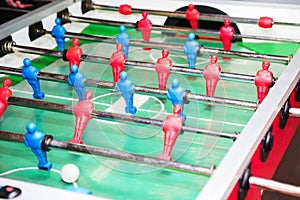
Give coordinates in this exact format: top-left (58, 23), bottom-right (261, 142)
top-left (167, 79), bottom-right (186, 121)
top-left (117, 71), bottom-right (137, 114)
top-left (24, 122), bottom-right (52, 171)
top-left (51, 18), bottom-right (67, 51)
top-left (184, 32), bottom-right (199, 69)
top-left (66, 186), bottom-right (92, 194)
top-left (68, 64), bottom-right (86, 101)
top-left (116, 25), bottom-right (130, 59)
top-left (22, 58), bottom-right (45, 99)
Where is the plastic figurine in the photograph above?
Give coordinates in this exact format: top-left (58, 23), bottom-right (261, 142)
top-left (24, 122), bottom-right (52, 171)
top-left (68, 64), bottom-right (86, 101)
top-left (158, 104), bottom-right (184, 161)
top-left (167, 79), bottom-right (186, 120)
top-left (116, 25), bottom-right (130, 58)
top-left (66, 38), bottom-right (82, 68)
top-left (138, 11), bottom-right (152, 50)
top-left (22, 58), bottom-right (45, 99)
top-left (155, 49), bottom-right (172, 90)
top-left (219, 18), bottom-right (234, 54)
top-left (66, 186), bottom-right (92, 194)
top-left (71, 91), bottom-right (94, 144)
top-left (0, 78), bottom-right (12, 119)
top-left (255, 60), bottom-right (274, 103)
top-left (184, 33), bottom-right (199, 68)
top-left (203, 54), bottom-right (221, 97)
top-left (185, 4), bottom-right (199, 29)
top-left (110, 44), bottom-right (126, 83)
top-left (51, 18), bottom-right (66, 51)
top-left (117, 71), bottom-right (137, 114)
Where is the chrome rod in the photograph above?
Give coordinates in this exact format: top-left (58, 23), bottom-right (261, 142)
top-left (6, 96), bottom-right (238, 140)
top-left (0, 130), bottom-right (214, 175)
top-left (11, 42), bottom-right (255, 82)
top-left (68, 14), bottom-right (300, 43)
top-left (92, 3), bottom-right (300, 27)
top-left (249, 176), bottom-right (300, 198)
top-left (0, 65), bottom-right (255, 112)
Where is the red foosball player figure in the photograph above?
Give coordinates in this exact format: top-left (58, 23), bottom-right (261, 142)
top-left (66, 38), bottom-right (83, 69)
top-left (138, 11), bottom-right (152, 50)
top-left (158, 104), bottom-right (184, 161)
top-left (110, 44), bottom-right (126, 83)
top-left (219, 18), bottom-right (234, 59)
top-left (203, 54), bottom-right (221, 97)
top-left (155, 49), bottom-right (173, 90)
top-left (0, 78), bottom-right (12, 119)
top-left (6, 0), bottom-right (32, 8)
top-left (70, 90), bottom-right (94, 144)
top-left (185, 4), bottom-right (199, 29)
top-left (255, 60), bottom-right (274, 103)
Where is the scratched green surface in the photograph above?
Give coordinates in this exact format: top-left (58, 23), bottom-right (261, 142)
top-left (0, 22), bottom-right (293, 200)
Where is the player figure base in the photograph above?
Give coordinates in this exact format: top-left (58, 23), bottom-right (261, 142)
top-left (33, 92), bottom-right (45, 99)
top-left (187, 75), bottom-right (197, 80)
top-left (125, 106), bottom-right (137, 114)
top-left (222, 56), bottom-right (231, 60)
top-left (205, 104), bottom-right (213, 110)
top-left (66, 186), bottom-right (92, 195)
top-left (70, 138), bottom-right (83, 144)
top-left (38, 162), bottom-right (52, 171)
top-left (158, 86), bottom-right (166, 90)
top-left (158, 154), bottom-right (172, 161)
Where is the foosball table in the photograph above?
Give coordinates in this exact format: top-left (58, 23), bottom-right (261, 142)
top-left (0, 0), bottom-right (299, 199)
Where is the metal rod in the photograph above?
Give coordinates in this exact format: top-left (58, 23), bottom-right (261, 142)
top-left (42, 29), bottom-right (253, 82)
top-left (249, 176), bottom-right (300, 198)
top-left (69, 15), bottom-right (208, 35)
top-left (69, 15), bottom-right (300, 44)
top-left (0, 64), bottom-right (256, 110)
top-left (43, 30), bottom-right (183, 51)
top-left (0, 6), bottom-right (29, 13)
top-left (92, 3), bottom-right (300, 27)
top-left (0, 130), bottom-right (213, 175)
top-left (289, 108), bottom-right (300, 118)
top-left (234, 34), bottom-right (300, 44)
top-left (55, 15), bottom-right (293, 63)
top-left (7, 96), bottom-right (238, 139)
top-left (12, 43), bottom-right (63, 57)
top-left (187, 93), bottom-right (257, 109)
top-left (11, 41), bottom-right (255, 82)
top-left (92, 4), bottom-right (186, 18)
top-left (201, 47), bottom-right (292, 63)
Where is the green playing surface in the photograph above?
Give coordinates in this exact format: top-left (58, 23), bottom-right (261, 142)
top-left (0, 22), bottom-right (297, 199)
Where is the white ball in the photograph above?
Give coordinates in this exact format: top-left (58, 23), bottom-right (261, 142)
top-left (61, 164), bottom-right (80, 183)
